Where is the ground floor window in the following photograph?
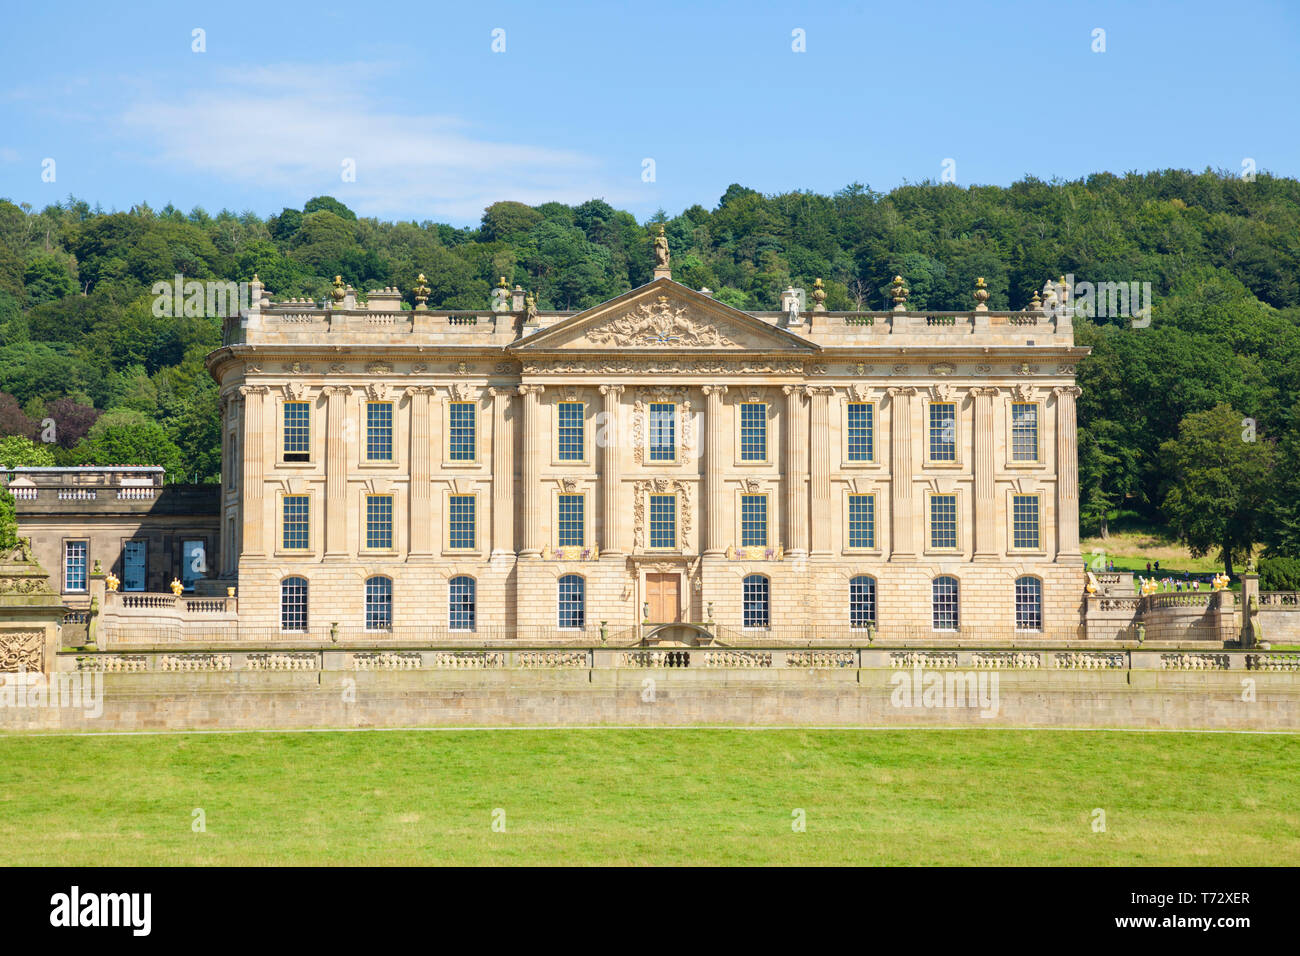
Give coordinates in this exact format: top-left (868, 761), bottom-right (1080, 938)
top-left (1015, 576), bottom-right (1043, 631)
top-left (932, 576), bottom-right (959, 631)
top-left (743, 574), bottom-right (769, 628)
top-left (558, 574), bottom-right (585, 629)
top-left (281, 577), bottom-right (308, 632)
top-left (63, 541), bottom-right (88, 592)
top-left (365, 576), bottom-right (392, 631)
top-left (449, 576), bottom-right (476, 631)
top-left (849, 575), bottom-right (877, 629)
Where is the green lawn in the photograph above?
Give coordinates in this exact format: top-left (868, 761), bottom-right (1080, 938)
top-left (2, 729), bottom-right (1297, 865)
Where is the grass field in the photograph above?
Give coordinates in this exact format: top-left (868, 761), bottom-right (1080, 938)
top-left (2, 729), bottom-right (1297, 865)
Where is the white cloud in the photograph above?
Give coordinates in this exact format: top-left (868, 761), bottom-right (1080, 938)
top-left (119, 63), bottom-right (633, 221)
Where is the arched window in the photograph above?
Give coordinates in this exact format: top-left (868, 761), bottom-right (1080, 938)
top-left (743, 574), bottom-right (770, 629)
top-left (932, 576), bottom-right (959, 632)
top-left (558, 574), bottom-right (585, 629)
top-left (449, 576), bottom-right (476, 632)
top-left (849, 575), bottom-right (877, 629)
top-left (1015, 576), bottom-right (1043, 632)
top-left (365, 576), bottom-right (392, 631)
top-left (281, 576), bottom-right (308, 632)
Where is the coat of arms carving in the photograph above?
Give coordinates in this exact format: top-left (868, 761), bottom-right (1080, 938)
top-left (586, 296), bottom-right (736, 349)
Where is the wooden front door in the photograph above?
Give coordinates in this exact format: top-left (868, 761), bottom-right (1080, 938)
top-left (646, 573), bottom-right (682, 622)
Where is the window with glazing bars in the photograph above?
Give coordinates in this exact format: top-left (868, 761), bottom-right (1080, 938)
top-left (364, 576), bottom-right (392, 631)
top-left (282, 495), bottom-right (310, 550)
top-left (557, 494), bottom-right (584, 547)
top-left (448, 495), bottom-right (475, 550)
top-left (743, 574), bottom-right (769, 628)
top-left (848, 494), bottom-right (876, 548)
top-left (366, 402), bottom-right (393, 461)
top-left (558, 574), bottom-right (585, 629)
top-left (449, 576), bottom-right (476, 631)
top-left (740, 494), bottom-right (767, 547)
top-left (849, 575), bottom-right (877, 629)
top-left (740, 403), bottom-right (767, 460)
top-left (64, 541), bottom-right (87, 592)
top-left (929, 494), bottom-right (957, 550)
top-left (1011, 403), bottom-right (1038, 461)
top-left (1012, 494), bottom-right (1040, 549)
top-left (929, 402), bottom-right (956, 461)
top-left (649, 494), bottom-right (676, 549)
top-left (448, 402), bottom-right (476, 460)
top-left (281, 577), bottom-right (308, 631)
top-left (557, 402), bottom-right (584, 461)
top-left (847, 403), bottom-right (874, 461)
top-left (932, 576), bottom-right (959, 631)
top-left (283, 402), bottom-right (310, 461)
top-left (366, 494), bottom-right (393, 550)
top-left (649, 403), bottom-right (675, 461)
top-left (1015, 576), bottom-right (1042, 631)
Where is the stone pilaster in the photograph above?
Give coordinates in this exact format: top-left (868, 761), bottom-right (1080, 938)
top-left (1054, 385), bottom-right (1082, 561)
top-left (488, 387), bottom-right (516, 556)
top-left (887, 386), bottom-right (917, 559)
top-left (517, 384), bottom-right (545, 556)
top-left (322, 385), bottom-right (352, 558)
top-left (701, 385), bottom-right (728, 555)
top-left (782, 385), bottom-right (809, 554)
top-left (972, 386), bottom-right (999, 560)
top-left (237, 385), bottom-right (269, 557)
top-left (808, 386), bottom-right (834, 555)
top-left (406, 386), bottom-right (437, 556)
top-left (598, 384), bottom-right (625, 554)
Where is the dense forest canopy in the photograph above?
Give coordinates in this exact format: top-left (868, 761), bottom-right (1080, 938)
top-left (1, 168), bottom-right (1299, 566)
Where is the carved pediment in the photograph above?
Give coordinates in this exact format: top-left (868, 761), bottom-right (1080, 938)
top-left (510, 279), bottom-right (818, 354)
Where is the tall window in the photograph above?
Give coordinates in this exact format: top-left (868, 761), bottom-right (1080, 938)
top-left (366, 494), bottom-right (393, 550)
top-left (649, 494), bottom-right (676, 549)
top-left (283, 401), bottom-right (311, 462)
top-left (1015, 576), bottom-right (1043, 632)
top-left (557, 493), bottom-right (585, 548)
top-left (740, 494), bottom-right (767, 547)
top-left (848, 494), bottom-right (876, 549)
top-left (63, 541), bottom-right (88, 592)
top-left (282, 495), bottom-right (310, 550)
top-left (1011, 403), bottom-right (1039, 461)
top-left (1012, 494), bottom-right (1040, 549)
top-left (557, 402), bottom-right (585, 461)
top-left (558, 574), bottom-right (585, 629)
top-left (281, 577), bottom-right (308, 632)
top-left (743, 574), bottom-right (770, 629)
top-left (846, 402), bottom-right (874, 461)
top-left (448, 402), bottom-right (476, 461)
top-left (364, 576), bottom-right (393, 631)
top-left (449, 576), bottom-right (476, 631)
top-left (932, 576), bottom-right (960, 631)
top-left (649, 403), bottom-right (676, 461)
top-left (448, 495), bottom-right (476, 550)
top-left (850, 575), bottom-right (877, 629)
top-left (122, 540), bottom-right (146, 592)
top-left (929, 494), bottom-right (957, 550)
top-left (740, 403), bottom-right (767, 461)
top-left (929, 402), bottom-right (956, 461)
top-left (366, 402), bottom-right (393, 461)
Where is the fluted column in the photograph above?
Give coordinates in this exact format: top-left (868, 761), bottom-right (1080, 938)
top-left (238, 385), bottom-right (269, 557)
top-left (598, 384), bottom-right (625, 554)
top-left (517, 384), bottom-right (545, 555)
top-left (782, 385), bottom-right (809, 554)
top-left (701, 385), bottom-right (728, 554)
top-left (972, 386), bottom-right (999, 560)
top-left (406, 386), bottom-right (436, 556)
top-left (323, 385), bottom-right (352, 558)
top-left (488, 387), bottom-right (516, 555)
top-left (887, 387), bottom-right (917, 559)
top-left (1054, 386), bottom-right (1082, 561)
top-left (808, 386), bottom-right (834, 554)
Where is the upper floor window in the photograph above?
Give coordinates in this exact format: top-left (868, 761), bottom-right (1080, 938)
top-left (1011, 403), bottom-right (1039, 461)
top-left (848, 494), bottom-right (876, 549)
top-left (649, 494), bottom-right (677, 549)
top-left (448, 495), bottom-right (476, 550)
top-left (283, 402), bottom-right (311, 462)
top-left (366, 494), bottom-right (393, 550)
top-left (649, 403), bottom-right (676, 461)
top-left (847, 402), bottom-right (874, 461)
top-left (282, 495), bottom-right (310, 550)
top-left (366, 402), bottom-right (394, 461)
top-left (928, 403), bottom-right (956, 462)
top-left (448, 402), bottom-right (476, 461)
top-left (740, 494), bottom-right (767, 547)
top-left (557, 493), bottom-right (585, 548)
top-left (740, 403), bottom-right (767, 461)
top-left (929, 494), bottom-right (957, 550)
top-left (557, 402), bottom-right (585, 461)
top-left (64, 540), bottom-right (88, 592)
top-left (1012, 494), bottom-right (1041, 550)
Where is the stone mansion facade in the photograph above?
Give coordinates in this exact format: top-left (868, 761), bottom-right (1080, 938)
top-left (206, 258), bottom-right (1089, 644)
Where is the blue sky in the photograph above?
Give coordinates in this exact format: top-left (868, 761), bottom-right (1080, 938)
top-left (2, 0), bottom-right (1297, 226)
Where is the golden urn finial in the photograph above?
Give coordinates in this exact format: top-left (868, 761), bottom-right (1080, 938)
top-left (890, 275), bottom-right (910, 311)
top-left (973, 276), bottom-right (990, 310)
top-left (413, 273), bottom-right (430, 310)
top-left (811, 277), bottom-right (827, 310)
top-left (331, 275), bottom-right (346, 303)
